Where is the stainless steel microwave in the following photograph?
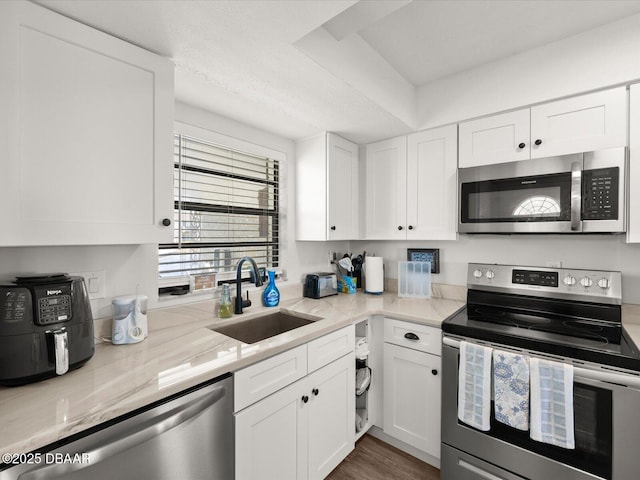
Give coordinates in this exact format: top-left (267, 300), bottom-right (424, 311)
top-left (458, 147), bottom-right (626, 234)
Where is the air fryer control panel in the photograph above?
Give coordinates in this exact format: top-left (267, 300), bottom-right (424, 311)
top-left (32, 283), bottom-right (72, 325)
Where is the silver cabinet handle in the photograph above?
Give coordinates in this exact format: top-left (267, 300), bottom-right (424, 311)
top-left (18, 384), bottom-right (227, 480)
top-left (570, 161), bottom-right (582, 232)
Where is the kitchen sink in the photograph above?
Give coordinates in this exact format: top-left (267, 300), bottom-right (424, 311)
top-left (209, 311), bottom-right (321, 344)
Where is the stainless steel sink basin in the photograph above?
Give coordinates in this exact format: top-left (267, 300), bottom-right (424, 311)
top-left (209, 311), bottom-right (320, 344)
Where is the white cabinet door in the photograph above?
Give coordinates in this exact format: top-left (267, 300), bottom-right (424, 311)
top-left (365, 137), bottom-right (407, 239)
top-left (307, 353), bottom-right (355, 480)
top-left (235, 377), bottom-right (309, 480)
top-left (235, 353), bottom-right (354, 480)
top-left (530, 87), bottom-right (627, 159)
top-left (629, 84), bottom-right (640, 243)
top-left (0, 2), bottom-right (174, 246)
top-left (383, 342), bottom-right (441, 459)
top-left (458, 109), bottom-right (530, 167)
top-left (327, 134), bottom-right (360, 240)
top-left (407, 125), bottom-right (458, 240)
top-left (295, 132), bottom-right (359, 240)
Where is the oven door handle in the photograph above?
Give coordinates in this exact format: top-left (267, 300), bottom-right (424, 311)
top-left (570, 161), bottom-right (582, 232)
top-left (443, 336), bottom-right (640, 389)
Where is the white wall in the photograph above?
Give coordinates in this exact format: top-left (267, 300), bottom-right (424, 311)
top-left (351, 236), bottom-right (640, 303)
top-left (416, 12), bottom-right (640, 129)
top-left (0, 102), bottom-right (345, 320)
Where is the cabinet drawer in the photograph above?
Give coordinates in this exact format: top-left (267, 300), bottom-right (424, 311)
top-left (441, 444), bottom-right (526, 480)
top-left (383, 318), bottom-right (441, 355)
top-left (307, 325), bottom-right (355, 373)
top-left (234, 344), bottom-right (307, 412)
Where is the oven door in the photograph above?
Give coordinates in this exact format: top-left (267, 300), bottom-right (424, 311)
top-left (441, 336), bottom-right (640, 480)
top-left (459, 153), bottom-right (581, 233)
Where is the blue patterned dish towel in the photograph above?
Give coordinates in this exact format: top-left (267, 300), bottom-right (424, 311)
top-left (458, 341), bottom-right (493, 431)
top-left (530, 358), bottom-right (575, 449)
top-left (493, 350), bottom-right (530, 431)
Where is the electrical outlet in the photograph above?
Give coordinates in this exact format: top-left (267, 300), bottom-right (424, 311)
top-left (70, 270), bottom-right (105, 299)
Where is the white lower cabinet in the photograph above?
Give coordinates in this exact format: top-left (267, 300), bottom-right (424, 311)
top-left (383, 319), bottom-right (441, 460)
top-left (234, 326), bottom-right (355, 480)
top-left (307, 354), bottom-right (355, 480)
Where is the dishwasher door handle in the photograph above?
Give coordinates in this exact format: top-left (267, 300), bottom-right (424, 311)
top-left (18, 385), bottom-right (227, 480)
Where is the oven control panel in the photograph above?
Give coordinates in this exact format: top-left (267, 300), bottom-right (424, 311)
top-left (468, 263), bottom-right (622, 304)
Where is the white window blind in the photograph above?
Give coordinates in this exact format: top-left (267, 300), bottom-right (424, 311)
top-left (159, 134), bottom-right (279, 283)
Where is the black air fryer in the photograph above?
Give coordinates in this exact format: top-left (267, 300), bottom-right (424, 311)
top-left (0, 273), bottom-right (95, 386)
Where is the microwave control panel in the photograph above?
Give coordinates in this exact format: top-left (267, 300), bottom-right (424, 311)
top-left (582, 167), bottom-right (619, 220)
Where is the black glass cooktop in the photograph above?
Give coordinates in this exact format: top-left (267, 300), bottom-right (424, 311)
top-left (442, 291), bottom-right (640, 372)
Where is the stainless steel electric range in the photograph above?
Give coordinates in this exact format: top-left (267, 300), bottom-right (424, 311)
top-left (441, 263), bottom-right (640, 480)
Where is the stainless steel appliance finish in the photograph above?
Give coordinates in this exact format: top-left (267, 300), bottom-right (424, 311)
top-left (303, 272), bottom-right (338, 299)
top-left (458, 147), bottom-right (626, 233)
top-left (441, 263), bottom-right (640, 480)
top-left (0, 374), bottom-right (234, 480)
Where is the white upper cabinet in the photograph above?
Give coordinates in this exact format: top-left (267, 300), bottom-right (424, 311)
top-left (459, 87), bottom-right (627, 168)
top-left (406, 125), bottom-right (458, 240)
top-left (296, 132), bottom-right (359, 241)
top-left (628, 84), bottom-right (640, 243)
top-left (365, 126), bottom-right (457, 240)
top-left (0, 2), bottom-right (174, 246)
top-left (365, 137), bottom-right (407, 240)
top-left (459, 109), bottom-right (531, 168)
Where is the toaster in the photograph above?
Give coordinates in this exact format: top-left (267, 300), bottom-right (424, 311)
top-left (303, 273), bottom-right (338, 299)
top-left (0, 273), bottom-right (95, 386)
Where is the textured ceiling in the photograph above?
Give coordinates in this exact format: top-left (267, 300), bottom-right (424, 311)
top-left (34, 0), bottom-right (640, 144)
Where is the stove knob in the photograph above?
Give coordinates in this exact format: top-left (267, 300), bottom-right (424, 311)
top-left (580, 276), bottom-right (593, 288)
top-left (563, 274), bottom-right (576, 286)
top-left (473, 269), bottom-right (483, 279)
top-left (485, 270), bottom-right (495, 279)
top-left (598, 277), bottom-right (611, 290)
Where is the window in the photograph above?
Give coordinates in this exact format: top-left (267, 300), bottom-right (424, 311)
top-left (159, 134), bottom-right (279, 289)
top-left (512, 195), bottom-right (561, 217)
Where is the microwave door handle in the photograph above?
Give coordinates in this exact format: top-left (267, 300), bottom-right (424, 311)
top-left (571, 161), bottom-right (582, 232)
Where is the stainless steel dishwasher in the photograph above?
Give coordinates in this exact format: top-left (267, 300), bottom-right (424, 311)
top-left (0, 373), bottom-right (233, 480)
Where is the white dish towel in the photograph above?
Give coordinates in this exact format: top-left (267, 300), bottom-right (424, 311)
top-left (530, 358), bottom-right (575, 449)
top-left (458, 341), bottom-right (493, 431)
top-left (493, 349), bottom-right (530, 431)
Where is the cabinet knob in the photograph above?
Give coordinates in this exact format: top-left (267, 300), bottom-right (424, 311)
top-left (312, 388), bottom-right (319, 396)
top-left (301, 395), bottom-right (309, 404)
top-left (330, 226), bottom-right (336, 231)
top-left (518, 142), bottom-right (526, 149)
top-left (161, 218), bottom-right (172, 227)
top-left (431, 369), bottom-right (438, 376)
top-left (534, 139), bottom-right (542, 146)
top-left (404, 332), bottom-right (420, 341)
top-left (398, 226), bottom-right (404, 231)
top-left (408, 225), bottom-right (414, 230)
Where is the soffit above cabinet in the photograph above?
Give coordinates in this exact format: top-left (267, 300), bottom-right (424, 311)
top-left (34, 0), bottom-right (640, 144)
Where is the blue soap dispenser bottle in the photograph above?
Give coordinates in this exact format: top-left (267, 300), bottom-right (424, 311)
top-left (262, 269), bottom-right (280, 307)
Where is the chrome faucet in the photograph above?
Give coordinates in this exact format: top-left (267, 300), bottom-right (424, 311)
top-left (234, 256), bottom-right (263, 314)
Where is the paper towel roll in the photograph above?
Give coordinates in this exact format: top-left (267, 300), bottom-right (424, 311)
top-left (364, 256), bottom-right (384, 294)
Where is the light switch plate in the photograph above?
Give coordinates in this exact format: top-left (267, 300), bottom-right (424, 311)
top-left (70, 270), bottom-right (105, 299)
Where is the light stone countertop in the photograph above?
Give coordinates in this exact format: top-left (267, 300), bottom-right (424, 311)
top-left (0, 286), bottom-right (465, 458)
top-left (3, 285), bottom-right (639, 460)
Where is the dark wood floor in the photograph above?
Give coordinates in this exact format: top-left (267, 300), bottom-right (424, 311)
top-left (326, 434), bottom-right (441, 480)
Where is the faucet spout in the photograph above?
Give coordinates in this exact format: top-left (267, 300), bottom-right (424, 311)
top-left (234, 256), bottom-right (263, 314)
